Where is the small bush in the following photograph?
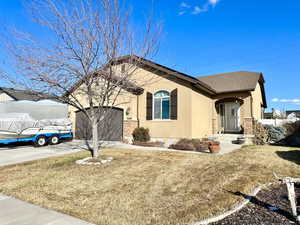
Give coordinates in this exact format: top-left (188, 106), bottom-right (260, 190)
top-left (253, 121), bottom-right (268, 145)
top-left (264, 125), bottom-right (286, 143)
top-left (279, 121), bottom-right (300, 147)
top-left (169, 138), bottom-right (210, 151)
top-left (283, 121), bottom-right (300, 136)
top-left (191, 139), bottom-right (210, 151)
top-left (169, 143), bottom-right (195, 151)
top-left (132, 127), bottom-right (150, 142)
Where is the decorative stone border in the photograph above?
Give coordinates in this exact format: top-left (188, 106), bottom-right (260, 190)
top-left (188, 183), bottom-right (276, 225)
top-left (75, 157), bottom-right (113, 165)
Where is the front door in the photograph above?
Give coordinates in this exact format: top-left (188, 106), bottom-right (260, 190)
top-left (220, 103), bottom-right (240, 133)
top-left (225, 103), bottom-right (240, 132)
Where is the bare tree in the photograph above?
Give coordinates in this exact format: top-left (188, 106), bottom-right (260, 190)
top-left (1, 0), bottom-right (161, 158)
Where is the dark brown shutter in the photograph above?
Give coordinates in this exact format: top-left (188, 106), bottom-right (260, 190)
top-left (170, 89), bottom-right (178, 120)
top-left (146, 92), bottom-right (153, 120)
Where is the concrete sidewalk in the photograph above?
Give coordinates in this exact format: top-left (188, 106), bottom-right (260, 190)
top-left (0, 194), bottom-right (94, 225)
top-left (98, 140), bottom-right (241, 154)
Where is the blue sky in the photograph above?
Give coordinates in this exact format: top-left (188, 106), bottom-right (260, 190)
top-left (1, 0), bottom-right (300, 111)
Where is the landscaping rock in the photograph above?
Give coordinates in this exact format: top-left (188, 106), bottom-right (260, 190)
top-left (212, 184), bottom-right (299, 225)
top-left (76, 157), bottom-right (113, 165)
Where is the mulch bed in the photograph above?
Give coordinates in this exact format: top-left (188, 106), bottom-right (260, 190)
top-left (212, 184), bottom-right (300, 225)
top-left (132, 141), bottom-right (164, 147)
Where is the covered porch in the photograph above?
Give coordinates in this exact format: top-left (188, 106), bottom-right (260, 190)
top-left (212, 96), bottom-right (254, 135)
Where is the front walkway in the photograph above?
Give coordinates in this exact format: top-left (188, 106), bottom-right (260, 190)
top-left (90, 140), bottom-right (241, 154)
top-left (0, 195), bottom-right (94, 225)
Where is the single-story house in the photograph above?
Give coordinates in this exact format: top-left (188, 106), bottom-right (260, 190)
top-left (68, 56), bottom-right (267, 142)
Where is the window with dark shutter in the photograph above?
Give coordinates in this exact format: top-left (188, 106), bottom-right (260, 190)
top-left (170, 89), bottom-right (178, 120)
top-left (146, 92), bottom-right (153, 120)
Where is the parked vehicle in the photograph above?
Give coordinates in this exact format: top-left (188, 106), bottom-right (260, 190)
top-left (0, 113), bottom-right (72, 147)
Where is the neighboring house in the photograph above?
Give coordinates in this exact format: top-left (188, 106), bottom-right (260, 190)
top-left (0, 87), bottom-right (51, 102)
top-left (0, 87), bottom-right (68, 119)
top-left (68, 56), bottom-right (267, 142)
top-left (264, 112), bottom-right (273, 119)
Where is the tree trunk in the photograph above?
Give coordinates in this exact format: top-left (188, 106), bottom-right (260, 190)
top-left (92, 120), bottom-right (99, 158)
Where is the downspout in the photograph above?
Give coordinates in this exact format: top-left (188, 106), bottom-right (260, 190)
top-left (250, 94), bottom-right (254, 118)
top-left (212, 98), bottom-right (215, 135)
top-left (137, 94), bottom-right (140, 128)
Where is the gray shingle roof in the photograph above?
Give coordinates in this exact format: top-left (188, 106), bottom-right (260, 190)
top-left (0, 87), bottom-right (53, 101)
top-left (197, 71), bottom-right (264, 94)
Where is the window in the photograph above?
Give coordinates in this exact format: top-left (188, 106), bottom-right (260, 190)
top-left (153, 90), bottom-right (170, 120)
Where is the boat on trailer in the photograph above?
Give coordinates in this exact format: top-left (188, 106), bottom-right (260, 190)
top-left (0, 113), bottom-right (73, 146)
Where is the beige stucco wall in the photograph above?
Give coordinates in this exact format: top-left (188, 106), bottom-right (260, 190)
top-left (251, 83), bottom-right (264, 120)
top-left (135, 67), bottom-right (193, 139)
top-left (191, 91), bottom-right (213, 138)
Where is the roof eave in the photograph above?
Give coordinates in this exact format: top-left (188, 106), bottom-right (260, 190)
top-left (112, 55), bottom-right (216, 95)
top-left (0, 88), bottom-right (18, 101)
top-left (215, 89), bottom-right (255, 95)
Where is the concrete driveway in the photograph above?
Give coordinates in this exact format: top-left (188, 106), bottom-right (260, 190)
top-left (0, 141), bottom-right (86, 166)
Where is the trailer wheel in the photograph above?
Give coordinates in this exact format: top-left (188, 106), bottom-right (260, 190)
top-left (35, 136), bottom-right (47, 147)
top-left (49, 135), bottom-right (60, 145)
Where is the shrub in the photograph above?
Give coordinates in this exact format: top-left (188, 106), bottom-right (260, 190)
top-left (264, 125), bottom-right (286, 143)
top-left (279, 121), bottom-right (300, 147)
top-left (132, 127), bottom-right (150, 142)
top-left (191, 139), bottom-right (210, 151)
top-left (253, 121), bottom-right (268, 145)
top-left (169, 138), bottom-right (210, 151)
top-left (169, 143), bottom-right (195, 151)
top-left (283, 121), bottom-right (300, 136)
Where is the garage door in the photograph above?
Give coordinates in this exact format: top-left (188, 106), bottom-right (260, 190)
top-left (75, 107), bottom-right (123, 141)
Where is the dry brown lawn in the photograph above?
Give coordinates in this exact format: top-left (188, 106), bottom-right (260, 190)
top-left (0, 145), bottom-right (299, 225)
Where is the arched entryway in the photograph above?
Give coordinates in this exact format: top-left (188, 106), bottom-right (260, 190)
top-left (216, 98), bottom-right (243, 133)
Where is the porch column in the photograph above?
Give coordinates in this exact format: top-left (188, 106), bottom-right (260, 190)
top-left (212, 118), bottom-right (217, 134)
top-left (123, 120), bottom-right (138, 142)
top-left (243, 117), bottom-right (254, 135)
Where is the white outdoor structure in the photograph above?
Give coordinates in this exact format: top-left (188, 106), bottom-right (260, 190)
top-left (260, 117), bottom-right (299, 127)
